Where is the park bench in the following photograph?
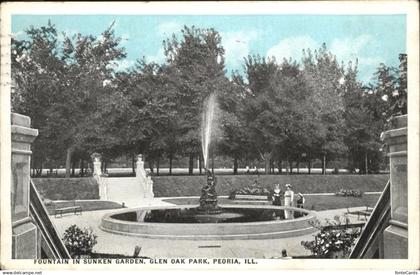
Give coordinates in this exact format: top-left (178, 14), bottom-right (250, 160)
top-left (231, 194), bottom-right (271, 205)
top-left (356, 208), bottom-right (373, 221)
top-left (234, 194), bottom-right (270, 200)
top-left (347, 206), bottom-right (373, 221)
top-left (54, 202), bottom-right (82, 218)
top-left (323, 222), bottom-right (366, 231)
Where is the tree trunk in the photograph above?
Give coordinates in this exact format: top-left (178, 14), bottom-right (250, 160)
top-left (80, 159), bottom-right (85, 177)
top-left (270, 159), bottom-right (274, 174)
top-left (278, 159), bottom-right (282, 174)
top-left (39, 162), bottom-right (43, 177)
top-left (148, 160), bottom-right (154, 173)
top-left (65, 146), bottom-right (75, 178)
top-left (233, 157), bottom-right (238, 175)
top-left (35, 162), bottom-right (42, 177)
top-left (199, 155), bottom-right (202, 175)
top-left (308, 159), bottom-right (311, 174)
top-left (71, 160), bottom-right (76, 177)
top-left (132, 155), bottom-right (136, 176)
top-left (156, 157), bottom-right (160, 176)
top-left (297, 159), bottom-right (300, 174)
top-left (365, 152), bottom-right (368, 174)
top-left (211, 153), bottom-right (215, 174)
top-left (322, 154), bottom-right (326, 175)
top-left (263, 152), bottom-right (271, 174)
top-left (169, 154), bottom-right (173, 175)
top-left (289, 160), bottom-right (293, 175)
top-left (188, 154), bottom-right (194, 175)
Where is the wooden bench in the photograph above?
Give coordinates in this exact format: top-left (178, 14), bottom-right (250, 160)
top-left (323, 222), bottom-right (366, 231)
top-left (234, 194), bottom-right (270, 200)
top-left (356, 209), bottom-right (372, 221)
top-left (347, 206), bottom-right (373, 221)
top-left (54, 206), bottom-right (82, 218)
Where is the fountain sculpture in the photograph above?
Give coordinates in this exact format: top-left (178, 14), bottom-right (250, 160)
top-left (197, 93), bottom-right (221, 214)
top-left (100, 93), bottom-right (316, 240)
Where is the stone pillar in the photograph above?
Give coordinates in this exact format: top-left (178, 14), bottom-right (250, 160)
top-left (136, 154), bottom-right (154, 198)
top-left (380, 115), bottom-right (408, 258)
top-left (90, 153), bottom-right (107, 200)
top-left (11, 113), bottom-right (39, 259)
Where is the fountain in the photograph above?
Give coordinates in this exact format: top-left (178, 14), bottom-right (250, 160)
top-left (197, 93), bottom-right (221, 214)
top-left (100, 94), bottom-right (317, 240)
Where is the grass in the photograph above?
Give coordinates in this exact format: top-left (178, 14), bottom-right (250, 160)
top-left (32, 177), bottom-right (99, 200)
top-left (32, 174), bottom-right (388, 201)
top-left (152, 174), bottom-right (388, 197)
top-left (162, 193), bottom-right (381, 211)
top-left (43, 200), bottom-right (123, 215)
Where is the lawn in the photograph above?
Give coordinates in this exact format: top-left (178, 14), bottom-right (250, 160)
top-left (32, 177), bottom-right (99, 200)
top-left (152, 174), bottom-right (388, 197)
top-left (162, 193), bottom-right (381, 211)
top-left (32, 174), bottom-right (388, 201)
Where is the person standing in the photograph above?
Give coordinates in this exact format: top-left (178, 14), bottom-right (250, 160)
top-left (284, 184), bottom-right (294, 219)
top-left (272, 184), bottom-right (282, 206)
top-left (281, 249), bottom-right (292, 259)
top-left (296, 193), bottom-right (305, 208)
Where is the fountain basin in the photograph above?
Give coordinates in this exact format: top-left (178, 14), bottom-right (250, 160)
top-left (100, 204), bottom-right (317, 240)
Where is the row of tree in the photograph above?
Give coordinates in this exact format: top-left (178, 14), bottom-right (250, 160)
top-left (11, 22), bottom-right (407, 177)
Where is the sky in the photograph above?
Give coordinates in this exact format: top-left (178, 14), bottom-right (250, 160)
top-left (12, 15), bottom-right (406, 84)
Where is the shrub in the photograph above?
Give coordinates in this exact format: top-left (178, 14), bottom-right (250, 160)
top-left (229, 180), bottom-right (271, 199)
top-left (335, 189), bottom-right (363, 197)
top-left (301, 217), bottom-right (361, 258)
top-left (63, 225), bottom-right (97, 258)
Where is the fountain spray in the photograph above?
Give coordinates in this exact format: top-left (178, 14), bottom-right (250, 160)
top-left (198, 93), bottom-right (221, 214)
top-left (201, 93), bottom-right (216, 170)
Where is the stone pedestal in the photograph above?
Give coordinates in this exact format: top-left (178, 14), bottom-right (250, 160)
top-left (11, 113), bottom-right (39, 259)
top-left (381, 115), bottom-right (408, 259)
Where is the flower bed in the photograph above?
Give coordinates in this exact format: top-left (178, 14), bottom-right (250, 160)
top-left (335, 189), bottom-right (363, 197)
top-left (228, 181), bottom-right (271, 200)
top-left (301, 217), bottom-right (361, 258)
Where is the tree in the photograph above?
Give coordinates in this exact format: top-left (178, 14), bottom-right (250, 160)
top-left (343, 63), bottom-right (384, 173)
top-left (344, 54), bottom-right (408, 173)
top-left (301, 45), bottom-right (347, 174)
top-left (58, 22), bottom-right (126, 177)
top-left (12, 21), bottom-right (127, 177)
top-left (163, 26), bottom-right (228, 174)
top-left (218, 73), bottom-right (248, 174)
top-left (241, 56), bottom-right (318, 174)
top-left (12, 22), bottom-right (68, 173)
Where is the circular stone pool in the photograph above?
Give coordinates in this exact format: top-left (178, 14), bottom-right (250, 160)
top-left (100, 204), bottom-right (317, 240)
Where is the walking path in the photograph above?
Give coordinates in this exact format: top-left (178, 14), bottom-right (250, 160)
top-left (51, 197), bottom-right (369, 258)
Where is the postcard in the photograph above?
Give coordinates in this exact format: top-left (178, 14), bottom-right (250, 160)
top-left (1, 1), bottom-right (419, 272)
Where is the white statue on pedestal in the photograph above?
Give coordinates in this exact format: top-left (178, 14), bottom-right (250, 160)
top-left (136, 154), bottom-right (154, 198)
top-left (91, 153), bottom-right (107, 200)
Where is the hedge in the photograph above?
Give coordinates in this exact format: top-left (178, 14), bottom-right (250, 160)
top-left (152, 174), bottom-right (388, 197)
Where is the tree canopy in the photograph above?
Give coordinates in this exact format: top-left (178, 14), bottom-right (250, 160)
top-left (11, 22), bottom-right (407, 176)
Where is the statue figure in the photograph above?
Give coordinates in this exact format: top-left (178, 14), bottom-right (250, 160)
top-left (198, 169), bottom-right (221, 214)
